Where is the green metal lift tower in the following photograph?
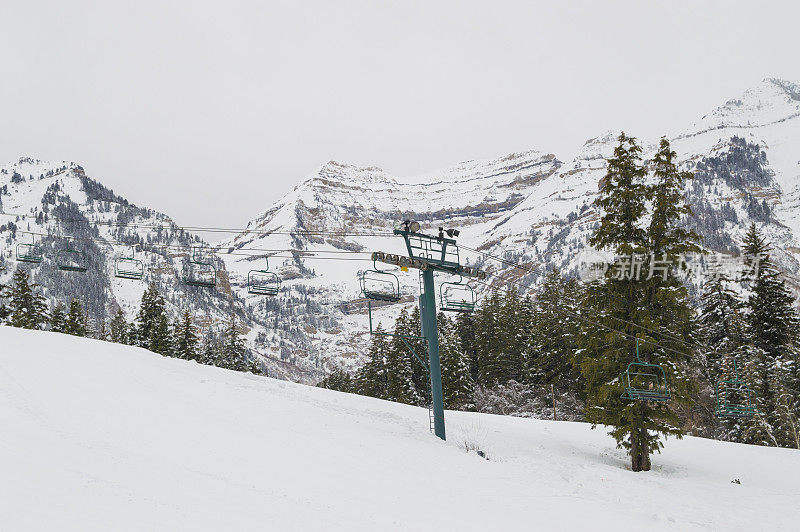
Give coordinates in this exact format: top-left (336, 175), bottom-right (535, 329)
top-left (368, 221), bottom-right (486, 441)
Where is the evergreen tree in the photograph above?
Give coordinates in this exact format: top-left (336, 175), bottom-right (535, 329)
top-left (474, 290), bottom-right (505, 385)
top-left (384, 308), bottom-right (423, 405)
top-left (496, 288), bottom-right (527, 383)
top-left (407, 307), bottom-right (430, 405)
top-left (438, 312), bottom-right (474, 409)
top-left (592, 132), bottom-right (648, 255)
top-left (743, 224), bottom-right (798, 363)
top-left (528, 270), bottom-right (583, 394)
top-left (200, 336), bottom-right (220, 366)
top-left (7, 269), bottom-right (48, 329)
top-left (699, 273), bottom-right (744, 366)
top-left (454, 311), bottom-right (479, 383)
top-left (50, 302), bottom-right (67, 333)
top-left (697, 271), bottom-right (750, 441)
top-left (0, 278), bottom-right (9, 322)
top-left (109, 309), bottom-right (129, 344)
top-left (318, 368), bottom-right (355, 393)
top-left (150, 313), bottom-right (174, 357)
top-left (96, 319), bottom-right (108, 341)
top-left (174, 309), bottom-right (200, 361)
top-left (580, 134), bottom-right (698, 472)
top-left (218, 316), bottom-right (250, 371)
top-left (134, 282), bottom-right (167, 348)
top-left (740, 223), bottom-right (800, 448)
top-left (355, 324), bottom-right (389, 399)
top-left (64, 299), bottom-right (86, 336)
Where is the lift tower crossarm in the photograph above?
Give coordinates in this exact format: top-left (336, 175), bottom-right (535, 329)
top-left (370, 250), bottom-right (487, 280)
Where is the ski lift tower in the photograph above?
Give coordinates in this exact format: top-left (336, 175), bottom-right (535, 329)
top-left (371, 220), bottom-right (486, 441)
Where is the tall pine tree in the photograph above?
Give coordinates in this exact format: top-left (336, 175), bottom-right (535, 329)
top-left (7, 269), bottom-right (48, 330)
top-left (50, 302), bottom-right (67, 333)
top-left (64, 299), bottom-right (86, 336)
top-left (580, 134), bottom-right (698, 472)
top-left (174, 309), bottom-right (200, 361)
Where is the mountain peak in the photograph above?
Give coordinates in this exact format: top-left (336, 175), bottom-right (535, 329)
top-left (691, 77), bottom-right (800, 133)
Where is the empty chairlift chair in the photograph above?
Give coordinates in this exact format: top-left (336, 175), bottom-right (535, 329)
top-left (57, 243), bottom-right (88, 273)
top-left (439, 277), bottom-right (476, 312)
top-left (115, 246), bottom-right (144, 280)
top-left (16, 237), bottom-right (43, 264)
top-left (182, 247), bottom-right (217, 288)
top-left (621, 339), bottom-right (670, 402)
top-left (715, 359), bottom-right (756, 418)
top-left (248, 258), bottom-right (281, 296)
top-left (359, 263), bottom-right (401, 302)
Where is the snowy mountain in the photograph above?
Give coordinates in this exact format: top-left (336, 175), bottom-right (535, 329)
top-left (3, 78), bottom-right (800, 379)
top-left (0, 159), bottom-right (310, 381)
top-left (2, 325), bottom-right (798, 530)
top-left (218, 78), bottom-right (800, 374)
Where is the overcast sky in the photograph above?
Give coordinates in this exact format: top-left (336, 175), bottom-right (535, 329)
top-left (1, 1), bottom-right (798, 228)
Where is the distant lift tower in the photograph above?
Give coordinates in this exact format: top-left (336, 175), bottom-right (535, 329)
top-left (371, 221), bottom-right (486, 441)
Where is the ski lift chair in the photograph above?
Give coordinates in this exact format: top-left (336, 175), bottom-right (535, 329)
top-left (359, 263), bottom-right (401, 302)
top-left (16, 242), bottom-right (43, 264)
top-left (439, 277), bottom-right (476, 312)
top-left (57, 244), bottom-right (88, 272)
top-left (248, 257), bottom-right (281, 296)
top-left (621, 339), bottom-right (671, 402)
top-left (115, 246), bottom-right (145, 280)
top-left (183, 247), bottom-right (217, 288)
top-left (715, 360), bottom-right (756, 418)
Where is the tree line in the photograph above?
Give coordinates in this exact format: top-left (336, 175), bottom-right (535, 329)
top-left (0, 272), bottom-right (263, 375)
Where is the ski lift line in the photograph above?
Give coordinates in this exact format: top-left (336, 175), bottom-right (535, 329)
top-left (469, 276), bottom-right (696, 360)
top-left (0, 211), bottom-right (395, 238)
top-left (1, 216), bottom-right (754, 355)
top-left (14, 230), bottom-right (374, 256)
top-left (13, 230), bottom-right (375, 259)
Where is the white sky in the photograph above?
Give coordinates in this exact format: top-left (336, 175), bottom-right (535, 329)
top-left (1, 1), bottom-right (799, 228)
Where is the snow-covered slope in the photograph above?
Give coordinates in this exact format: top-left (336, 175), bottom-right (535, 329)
top-left (1, 326), bottom-right (797, 531)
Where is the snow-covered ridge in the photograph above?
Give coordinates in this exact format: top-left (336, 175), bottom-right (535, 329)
top-left (684, 78), bottom-right (800, 137)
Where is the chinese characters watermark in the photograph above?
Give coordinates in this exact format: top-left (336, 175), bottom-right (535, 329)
top-left (577, 252), bottom-right (763, 282)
